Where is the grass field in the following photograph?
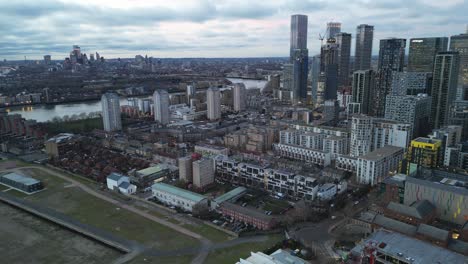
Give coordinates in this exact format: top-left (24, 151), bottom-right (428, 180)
top-left (11, 168), bottom-right (199, 251)
top-left (0, 203), bottom-right (121, 264)
top-left (205, 235), bottom-right (283, 264)
top-left (183, 223), bottom-right (234, 243)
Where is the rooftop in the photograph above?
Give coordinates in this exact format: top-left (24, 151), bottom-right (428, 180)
top-left (136, 165), bottom-right (165, 176)
top-left (0, 172), bottom-right (41, 186)
top-left (214, 187), bottom-right (247, 204)
top-left (416, 224), bottom-right (449, 242)
top-left (46, 133), bottom-right (75, 143)
top-left (373, 215), bottom-right (417, 236)
top-left (412, 137), bottom-right (441, 144)
top-left (107, 172), bottom-right (127, 182)
top-left (358, 145), bottom-right (403, 161)
top-left (152, 183), bottom-right (206, 203)
top-left (351, 229), bottom-right (467, 264)
top-left (221, 202), bottom-right (274, 222)
top-left (387, 200), bottom-right (435, 219)
top-left (382, 174), bottom-right (406, 187)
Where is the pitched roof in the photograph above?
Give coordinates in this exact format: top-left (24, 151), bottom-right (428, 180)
top-left (387, 200), bottom-right (435, 219)
top-left (416, 224), bottom-right (449, 242)
top-left (107, 172), bottom-right (126, 181)
top-left (152, 183), bottom-right (206, 203)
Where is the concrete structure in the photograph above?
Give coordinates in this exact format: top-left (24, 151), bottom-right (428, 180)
top-left (384, 94), bottom-right (432, 138)
top-left (356, 145), bottom-right (404, 186)
top-left (178, 156), bottom-right (193, 182)
top-left (233, 83), bottom-right (246, 112)
top-left (380, 174), bottom-right (406, 204)
top-left (237, 249), bottom-right (307, 264)
top-left (0, 172), bottom-right (43, 193)
top-left (350, 115), bottom-right (411, 157)
top-left (374, 38), bottom-right (406, 117)
top-left (391, 71), bottom-right (432, 96)
top-left (192, 158), bottom-right (214, 189)
top-left (351, 70), bottom-right (374, 115)
top-left (408, 37), bottom-right (448, 73)
top-left (431, 52), bottom-right (460, 128)
top-left (151, 183), bottom-right (208, 212)
top-left (153, 89), bottom-right (170, 125)
top-left (429, 125), bottom-right (462, 167)
top-left (101, 92), bottom-right (122, 132)
top-left (207, 87), bottom-right (221, 120)
top-left (354, 24), bottom-right (374, 71)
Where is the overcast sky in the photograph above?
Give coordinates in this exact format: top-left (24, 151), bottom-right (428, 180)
top-left (1, 0), bottom-right (467, 60)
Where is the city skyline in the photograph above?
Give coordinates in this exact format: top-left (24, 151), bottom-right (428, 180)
top-left (1, 0), bottom-right (467, 60)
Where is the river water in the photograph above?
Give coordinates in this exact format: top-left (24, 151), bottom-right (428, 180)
top-left (6, 78), bottom-right (267, 122)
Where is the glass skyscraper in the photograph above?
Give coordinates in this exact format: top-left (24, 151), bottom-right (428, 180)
top-left (290, 14), bottom-right (308, 103)
top-left (431, 52), bottom-right (460, 128)
top-left (408, 37), bottom-right (448, 72)
top-left (354, 24), bottom-right (374, 71)
top-left (450, 30), bottom-right (468, 100)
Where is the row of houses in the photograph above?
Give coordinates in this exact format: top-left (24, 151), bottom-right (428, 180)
top-left (214, 155), bottom-right (347, 201)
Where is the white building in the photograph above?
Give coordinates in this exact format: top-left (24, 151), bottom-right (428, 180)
top-left (207, 87), bottom-right (221, 120)
top-left (153, 90), bottom-right (170, 124)
top-left (101, 92), bottom-right (122, 132)
top-left (193, 158), bottom-right (215, 188)
top-left (194, 144), bottom-right (229, 156)
top-left (151, 183), bottom-right (208, 212)
top-left (233, 83), bottom-right (246, 111)
top-left (106, 173), bottom-right (137, 195)
top-left (350, 115), bottom-right (411, 157)
top-left (356, 145), bottom-right (404, 186)
top-left (317, 183), bottom-right (337, 200)
top-left (237, 249), bottom-right (307, 264)
top-left (323, 135), bottom-right (349, 157)
top-left (280, 129), bottom-right (301, 145)
top-left (274, 143), bottom-right (332, 166)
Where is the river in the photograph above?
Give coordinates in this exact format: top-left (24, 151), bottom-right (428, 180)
top-left (6, 77), bottom-right (267, 122)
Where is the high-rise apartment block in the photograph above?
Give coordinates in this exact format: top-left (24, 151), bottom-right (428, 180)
top-left (207, 87), bottom-right (221, 120)
top-left (385, 94), bottom-right (432, 138)
top-left (350, 115), bottom-right (411, 157)
top-left (351, 70), bottom-right (374, 115)
top-left (101, 92), bottom-right (122, 132)
top-left (391, 72), bottom-right (432, 96)
top-left (335, 32), bottom-right (352, 87)
top-left (192, 158), bottom-right (214, 189)
top-left (153, 90), bottom-right (170, 124)
top-left (374, 38), bottom-right (406, 117)
top-left (178, 156), bottom-right (193, 182)
top-left (450, 31), bottom-right (468, 100)
top-left (290, 14), bottom-right (308, 102)
top-left (233, 83), bottom-right (246, 112)
top-left (354, 24), bottom-right (374, 70)
top-left (431, 52), bottom-right (460, 128)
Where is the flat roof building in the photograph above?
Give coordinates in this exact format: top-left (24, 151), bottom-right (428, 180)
top-left (151, 183), bottom-right (208, 212)
top-left (0, 172), bottom-right (43, 193)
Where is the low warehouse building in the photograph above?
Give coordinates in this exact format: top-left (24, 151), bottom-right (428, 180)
top-left (0, 172), bottom-right (44, 193)
top-left (151, 183), bottom-right (208, 212)
top-left (219, 202), bottom-right (277, 230)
